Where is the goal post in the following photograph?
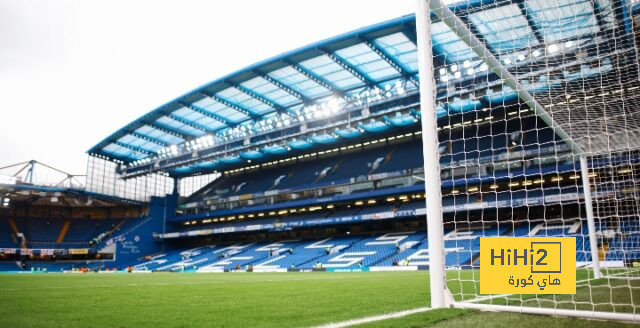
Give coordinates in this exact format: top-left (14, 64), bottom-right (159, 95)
top-left (580, 154), bottom-right (602, 279)
top-left (416, 0), bottom-right (640, 321)
top-left (416, 0), bottom-right (448, 309)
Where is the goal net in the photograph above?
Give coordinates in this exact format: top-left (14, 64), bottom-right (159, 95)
top-left (416, 0), bottom-right (640, 321)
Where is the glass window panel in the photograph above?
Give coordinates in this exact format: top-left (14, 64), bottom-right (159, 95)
top-left (469, 4), bottom-right (538, 52)
top-left (137, 126), bottom-right (184, 144)
top-left (432, 21), bottom-right (478, 62)
top-left (374, 33), bottom-right (419, 73)
top-left (124, 138), bottom-right (158, 152)
top-left (118, 135), bottom-right (136, 143)
top-left (237, 97), bottom-right (272, 114)
top-left (300, 55), bottom-right (342, 76)
top-left (157, 116), bottom-right (182, 128)
top-left (526, 0), bottom-right (599, 42)
top-left (336, 43), bottom-right (399, 82)
top-left (367, 66), bottom-right (401, 81)
top-left (202, 101), bottom-right (227, 112)
top-left (347, 51), bottom-right (383, 65)
top-left (103, 144), bottom-right (144, 159)
top-left (194, 116), bottom-right (226, 130)
top-left (269, 66), bottom-right (307, 83)
top-left (216, 87), bottom-right (247, 103)
top-left (173, 107), bottom-right (193, 116)
top-left (156, 117), bottom-right (204, 136)
top-left (193, 97), bottom-right (216, 108)
top-left (268, 66), bottom-right (332, 98)
top-left (331, 76), bottom-right (364, 89)
top-left (176, 109), bottom-right (205, 122)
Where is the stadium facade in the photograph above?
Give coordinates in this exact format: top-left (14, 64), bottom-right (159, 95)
top-left (1, 0), bottom-right (639, 278)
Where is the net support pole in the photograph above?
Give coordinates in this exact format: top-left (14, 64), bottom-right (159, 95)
top-left (415, 0), bottom-right (447, 309)
top-left (580, 155), bottom-right (602, 278)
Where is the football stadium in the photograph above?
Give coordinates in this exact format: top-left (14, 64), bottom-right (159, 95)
top-left (2, 0), bottom-right (640, 326)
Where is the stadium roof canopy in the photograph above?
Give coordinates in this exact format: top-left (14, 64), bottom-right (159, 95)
top-left (89, 0), bottom-right (627, 164)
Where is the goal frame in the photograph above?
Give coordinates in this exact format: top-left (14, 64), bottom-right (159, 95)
top-left (413, 0), bottom-right (637, 320)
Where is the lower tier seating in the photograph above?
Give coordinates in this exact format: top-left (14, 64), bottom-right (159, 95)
top-left (124, 220), bottom-right (620, 272)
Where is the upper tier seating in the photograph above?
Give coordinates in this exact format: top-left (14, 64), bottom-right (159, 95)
top-left (178, 184), bottom-right (585, 238)
top-left (192, 116), bottom-right (563, 202)
top-left (63, 219), bottom-right (122, 245)
top-left (1, 218), bottom-right (126, 248)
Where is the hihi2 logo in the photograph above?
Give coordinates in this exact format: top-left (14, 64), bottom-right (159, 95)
top-left (480, 237), bottom-right (576, 294)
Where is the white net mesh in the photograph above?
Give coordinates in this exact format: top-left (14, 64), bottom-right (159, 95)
top-left (420, 0), bottom-right (640, 319)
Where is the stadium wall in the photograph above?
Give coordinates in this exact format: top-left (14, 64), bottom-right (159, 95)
top-left (110, 195), bottom-right (177, 266)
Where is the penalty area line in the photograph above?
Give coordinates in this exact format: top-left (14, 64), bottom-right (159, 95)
top-left (310, 307), bottom-right (433, 328)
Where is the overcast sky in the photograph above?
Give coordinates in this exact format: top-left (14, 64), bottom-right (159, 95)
top-left (0, 0), bottom-right (415, 176)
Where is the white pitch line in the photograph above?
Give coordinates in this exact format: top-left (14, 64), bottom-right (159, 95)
top-left (310, 307), bottom-right (433, 328)
top-left (465, 293), bottom-right (512, 303)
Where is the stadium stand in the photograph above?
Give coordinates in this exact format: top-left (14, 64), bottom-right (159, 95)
top-left (184, 115), bottom-right (565, 206)
top-left (3, 0), bottom-right (640, 323)
top-left (0, 217), bottom-right (137, 248)
top-left (117, 220), bottom-right (605, 272)
top-left (0, 5), bottom-right (638, 286)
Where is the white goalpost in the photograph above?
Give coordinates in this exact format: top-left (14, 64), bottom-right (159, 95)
top-left (416, 0), bottom-right (449, 309)
top-left (416, 0), bottom-right (640, 322)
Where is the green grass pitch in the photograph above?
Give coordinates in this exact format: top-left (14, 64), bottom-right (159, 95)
top-left (0, 271), bottom-right (637, 327)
